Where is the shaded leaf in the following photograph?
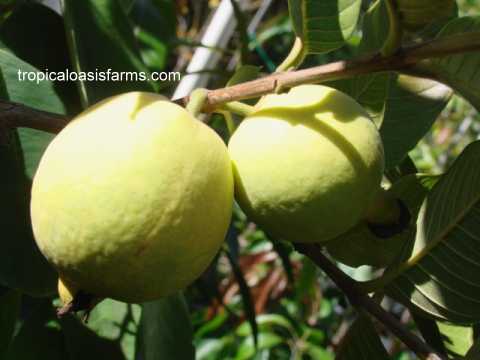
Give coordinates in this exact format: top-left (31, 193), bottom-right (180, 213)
top-left (288, 0), bottom-right (362, 54)
top-left (380, 74), bottom-right (452, 169)
top-left (61, 0), bottom-right (155, 106)
top-left (327, 0), bottom-right (389, 127)
top-left (0, 2), bottom-right (80, 114)
top-left (0, 290), bottom-right (21, 357)
top-left (385, 141), bottom-right (480, 323)
top-left (414, 16), bottom-right (480, 112)
top-left (336, 314), bottom-right (389, 360)
top-left (410, 312), bottom-right (447, 356)
top-left (5, 299), bottom-right (67, 360)
top-left (81, 299), bottom-right (141, 360)
top-left (136, 294), bottom-right (195, 360)
top-left (227, 65), bottom-right (261, 87)
top-left (0, 50), bottom-right (58, 296)
top-left (397, 0), bottom-right (457, 32)
top-left (61, 315), bottom-right (128, 360)
top-left (130, 0), bottom-right (176, 72)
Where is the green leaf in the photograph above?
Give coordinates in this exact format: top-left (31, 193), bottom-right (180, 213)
top-left (294, 256), bottom-right (318, 300)
top-left (466, 337), bottom-right (480, 360)
top-left (60, 315), bottom-right (129, 360)
top-left (235, 314), bottom-right (295, 337)
top-left (196, 338), bottom-right (232, 360)
top-left (288, 0), bottom-right (362, 54)
top-left (136, 294), bottom-right (195, 360)
top-left (414, 16), bottom-right (480, 112)
top-left (0, 290), bottom-right (21, 357)
top-left (130, 0), bottom-right (176, 72)
top-left (61, 0), bottom-right (156, 107)
top-left (0, 50), bottom-right (58, 296)
top-left (80, 299), bottom-right (141, 360)
top-left (304, 343), bottom-right (333, 360)
top-left (380, 74), bottom-right (452, 169)
top-left (234, 332), bottom-right (283, 360)
top-left (0, 47), bottom-right (63, 177)
top-left (437, 321), bottom-right (474, 357)
top-left (227, 65), bottom-right (261, 87)
top-left (336, 314), bottom-right (389, 360)
top-left (0, 2), bottom-right (81, 114)
top-left (328, 0), bottom-right (390, 125)
top-left (385, 141), bottom-right (480, 323)
top-left (330, 2), bottom-right (452, 170)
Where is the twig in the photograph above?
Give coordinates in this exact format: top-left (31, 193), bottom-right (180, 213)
top-left (1, 31), bottom-right (480, 133)
top-left (294, 243), bottom-right (446, 360)
top-left (0, 99), bottom-right (68, 133)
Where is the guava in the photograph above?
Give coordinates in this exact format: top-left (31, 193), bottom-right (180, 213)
top-left (228, 85), bottom-right (384, 243)
top-left (397, 0), bottom-right (456, 32)
top-left (31, 92), bottom-right (234, 303)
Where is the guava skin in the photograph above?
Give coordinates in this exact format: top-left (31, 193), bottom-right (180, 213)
top-left (228, 85), bottom-right (384, 243)
top-left (31, 92), bottom-right (234, 303)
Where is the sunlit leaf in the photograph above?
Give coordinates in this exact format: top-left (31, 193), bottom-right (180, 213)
top-left (288, 0), bottom-right (362, 54)
top-left (437, 321), bottom-right (474, 357)
top-left (384, 141), bottom-right (480, 323)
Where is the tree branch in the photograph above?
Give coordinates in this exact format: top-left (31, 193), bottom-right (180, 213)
top-left (1, 32), bottom-right (480, 134)
top-left (294, 243), bottom-right (446, 360)
top-left (0, 99), bottom-right (68, 133)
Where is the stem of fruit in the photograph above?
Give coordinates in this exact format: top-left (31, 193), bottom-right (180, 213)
top-left (218, 110), bottom-right (237, 136)
top-left (381, 0), bottom-right (403, 57)
top-left (186, 88), bottom-right (209, 117)
top-left (56, 290), bottom-right (99, 320)
top-left (294, 243), bottom-right (446, 360)
top-left (3, 32), bottom-right (480, 133)
top-left (276, 37), bottom-right (306, 72)
top-left (216, 101), bottom-right (255, 117)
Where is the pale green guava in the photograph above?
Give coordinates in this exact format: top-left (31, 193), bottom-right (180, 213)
top-left (228, 85), bottom-right (384, 243)
top-left (31, 92), bottom-right (234, 303)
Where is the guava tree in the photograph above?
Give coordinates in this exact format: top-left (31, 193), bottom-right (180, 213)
top-left (1, 0), bottom-right (480, 359)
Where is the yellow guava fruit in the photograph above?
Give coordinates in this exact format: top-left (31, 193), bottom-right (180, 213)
top-left (228, 85), bottom-right (384, 243)
top-left (31, 92), bottom-right (234, 303)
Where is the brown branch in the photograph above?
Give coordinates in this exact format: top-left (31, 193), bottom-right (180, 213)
top-left (294, 243), bottom-right (446, 360)
top-left (0, 99), bottom-right (68, 133)
top-left (1, 31), bottom-right (480, 134)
